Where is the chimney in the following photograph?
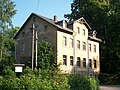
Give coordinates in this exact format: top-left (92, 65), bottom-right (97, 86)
top-left (53, 15), bottom-right (58, 22)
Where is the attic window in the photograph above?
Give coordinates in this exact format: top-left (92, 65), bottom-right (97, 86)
top-left (77, 27), bottom-right (80, 34)
top-left (33, 17), bottom-right (36, 22)
top-left (44, 25), bottom-right (48, 31)
top-left (83, 29), bottom-right (85, 36)
top-left (22, 32), bottom-right (25, 37)
top-left (93, 30), bottom-right (97, 37)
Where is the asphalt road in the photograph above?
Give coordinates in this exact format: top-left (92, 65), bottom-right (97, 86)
top-left (100, 85), bottom-right (120, 90)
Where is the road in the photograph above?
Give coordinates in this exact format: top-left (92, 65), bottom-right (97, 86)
top-left (100, 85), bottom-right (120, 90)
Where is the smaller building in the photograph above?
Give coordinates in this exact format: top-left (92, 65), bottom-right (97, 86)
top-left (14, 13), bottom-right (101, 75)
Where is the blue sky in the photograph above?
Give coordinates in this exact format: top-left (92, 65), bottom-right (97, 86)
top-left (12, 0), bottom-right (72, 27)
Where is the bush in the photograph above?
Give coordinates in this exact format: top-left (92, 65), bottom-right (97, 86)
top-left (0, 67), bottom-right (99, 90)
top-left (68, 74), bottom-right (99, 90)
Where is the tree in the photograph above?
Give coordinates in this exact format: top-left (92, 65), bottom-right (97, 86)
top-left (37, 40), bottom-right (58, 70)
top-left (64, 0), bottom-right (120, 74)
top-left (0, 0), bottom-right (16, 61)
top-left (0, 27), bottom-right (19, 75)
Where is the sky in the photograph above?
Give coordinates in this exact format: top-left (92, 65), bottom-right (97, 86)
top-left (12, 0), bottom-right (72, 27)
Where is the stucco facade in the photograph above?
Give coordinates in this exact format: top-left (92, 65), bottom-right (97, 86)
top-left (14, 13), bottom-right (101, 75)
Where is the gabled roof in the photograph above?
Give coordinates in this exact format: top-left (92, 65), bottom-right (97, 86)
top-left (68, 17), bottom-right (91, 30)
top-left (14, 13), bottom-right (73, 39)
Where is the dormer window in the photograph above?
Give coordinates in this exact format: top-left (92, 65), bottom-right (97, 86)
top-left (93, 30), bottom-right (97, 37)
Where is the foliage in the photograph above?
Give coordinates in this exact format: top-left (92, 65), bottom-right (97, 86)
top-left (68, 74), bottom-right (99, 90)
top-left (0, 27), bottom-right (19, 75)
top-left (37, 40), bottom-right (58, 70)
top-left (0, 0), bottom-right (18, 75)
top-left (0, 0), bottom-right (16, 30)
top-left (0, 67), bottom-right (99, 90)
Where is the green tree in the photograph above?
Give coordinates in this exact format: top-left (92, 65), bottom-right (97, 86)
top-left (0, 27), bottom-right (19, 75)
top-left (37, 40), bottom-right (58, 70)
top-left (0, 0), bottom-right (16, 61)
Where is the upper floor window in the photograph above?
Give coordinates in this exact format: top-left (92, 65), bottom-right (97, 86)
top-left (21, 43), bottom-right (25, 52)
top-left (22, 32), bottom-right (25, 37)
top-left (83, 42), bottom-right (86, 50)
top-left (94, 59), bottom-right (97, 68)
top-left (83, 58), bottom-right (86, 68)
top-left (77, 40), bottom-right (80, 49)
top-left (63, 36), bottom-right (67, 46)
top-left (77, 27), bottom-right (80, 34)
top-left (83, 29), bottom-right (85, 36)
top-left (93, 45), bottom-right (96, 52)
top-left (89, 44), bottom-right (91, 51)
top-left (70, 56), bottom-right (73, 66)
top-left (63, 55), bottom-right (67, 65)
top-left (44, 25), bottom-right (48, 32)
top-left (77, 57), bottom-right (81, 67)
top-left (70, 38), bottom-right (73, 48)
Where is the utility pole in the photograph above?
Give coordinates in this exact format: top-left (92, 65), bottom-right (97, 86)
top-left (35, 28), bottom-right (38, 68)
top-left (32, 24), bottom-right (35, 70)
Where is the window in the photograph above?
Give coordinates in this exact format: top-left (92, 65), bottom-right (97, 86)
top-left (77, 57), bottom-right (81, 67)
top-left (70, 56), bottom-right (73, 66)
top-left (21, 43), bottom-right (25, 52)
top-left (22, 32), bottom-right (25, 37)
top-left (63, 36), bottom-right (67, 46)
top-left (44, 25), bottom-right (48, 31)
top-left (70, 38), bottom-right (73, 48)
top-left (83, 42), bottom-right (86, 50)
top-left (83, 29), bottom-right (85, 36)
top-left (63, 55), bottom-right (67, 65)
top-left (83, 58), bottom-right (86, 68)
top-left (93, 45), bottom-right (96, 52)
top-left (77, 27), bottom-right (80, 34)
top-left (94, 59), bottom-right (97, 68)
top-left (77, 40), bottom-right (80, 49)
top-left (89, 44), bottom-right (91, 51)
top-left (89, 59), bottom-right (92, 68)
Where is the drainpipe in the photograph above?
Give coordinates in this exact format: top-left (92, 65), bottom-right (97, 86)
top-left (87, 37), bottom-right (90, 76)
top-left (73, 31), bottom-right (77, 74)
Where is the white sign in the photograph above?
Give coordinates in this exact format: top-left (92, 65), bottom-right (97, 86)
top-left (15, 66), bottom-right (23, 72)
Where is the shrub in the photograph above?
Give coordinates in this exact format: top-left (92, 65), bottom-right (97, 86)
top-left (68, 74), bottom-right (99, 90)
top-left (0, 67), bottom-right (99, 90)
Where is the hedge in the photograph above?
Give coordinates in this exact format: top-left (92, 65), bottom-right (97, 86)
top-left (0, 67), bottom-right (99, 90)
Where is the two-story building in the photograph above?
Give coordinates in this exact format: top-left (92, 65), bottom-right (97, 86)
top-left (14, 13), bottom-right (101, 75)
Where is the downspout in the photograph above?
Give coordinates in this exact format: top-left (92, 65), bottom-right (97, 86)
top-left (73, 31), bottom-right (77, 74)
top-left (87, 37), bottom-right (90, 75)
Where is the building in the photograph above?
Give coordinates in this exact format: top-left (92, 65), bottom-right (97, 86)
top-left (14, 13), bottom-right (101, 75)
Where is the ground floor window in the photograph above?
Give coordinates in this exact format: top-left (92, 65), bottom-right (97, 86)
top-left (94, 59), bottom-right (97, 68)
top-left (77, 57), bottom-right (81, 67)
top-left (89, 59), bottom-right (92, 68)
top-left (70, 56), bottom-right (73, 66)
top-left (63, 55), bottom-right (67, 65)
top-left (83, 58), bottom-right (86, 68)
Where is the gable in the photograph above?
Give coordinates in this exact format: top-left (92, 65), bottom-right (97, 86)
top-left (74, 17), bottom-right (91, 30)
